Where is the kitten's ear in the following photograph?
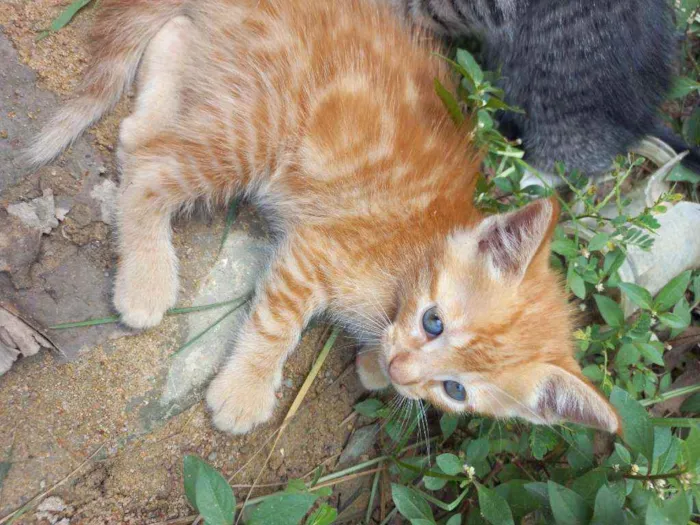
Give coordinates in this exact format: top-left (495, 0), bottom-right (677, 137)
top-left (525, 363), bottom-right (620, 434)
top-left (476, 197), bottom-right (559, 282)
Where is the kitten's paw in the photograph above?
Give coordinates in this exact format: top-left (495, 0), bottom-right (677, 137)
top-left (356, 350), bottom-right (391, 391)
top-left (206, 368), bottom-right (277, 434)
top-left (114, 262), bottom-right (177, 329)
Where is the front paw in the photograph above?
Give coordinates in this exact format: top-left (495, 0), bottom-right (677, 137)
top-left (356, 350), bottom-right (391, 391)
top-left (206, 366), bottom-right (278, 434)
top-left (113, 258), bottom-right (177, 329)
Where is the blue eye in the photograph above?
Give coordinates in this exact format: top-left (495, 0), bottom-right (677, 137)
top-left (422, 306), bottom-right (443, 337)
top-left (444, 381), bottom-right (466, 401)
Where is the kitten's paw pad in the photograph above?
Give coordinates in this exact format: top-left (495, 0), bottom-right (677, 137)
top-left (356, 351), bottom-right (391, 391)
top-left (206, 372), bottom-right (277, 434)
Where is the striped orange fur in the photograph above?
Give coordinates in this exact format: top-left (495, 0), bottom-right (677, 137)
top-left (29, 0), bottom-right (619, 434)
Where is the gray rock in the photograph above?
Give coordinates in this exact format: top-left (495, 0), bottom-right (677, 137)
top-left (6, 189), bottom-right (59, 234)
top-left (89, 178), bottom-right (117, 225)
top-left (160, 231), bottom-right (270, 405)
top-left (0, 213), bottom-right (42, 288)
top-left (36, 496), bottom-right (66, 513)
top-left (338, 424), bottom-right (379, 466)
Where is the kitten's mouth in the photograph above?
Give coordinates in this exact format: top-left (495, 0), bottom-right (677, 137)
top-left (391, 383), bottom-right (421, 400)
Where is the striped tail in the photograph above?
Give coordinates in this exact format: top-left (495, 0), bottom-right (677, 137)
top-left (26, 0), bottom-right (187, 167)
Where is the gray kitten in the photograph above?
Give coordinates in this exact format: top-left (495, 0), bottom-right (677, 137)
top-left (389, 0), bottom-right (700, 174)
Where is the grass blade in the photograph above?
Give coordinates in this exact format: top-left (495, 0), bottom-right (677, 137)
top-left (170, 297), bottom-right (250, 357)
top-left (36, 0), bottom-right (93, 40)
top-left (219, 199), bottom-right (240, 255)
top-left (49, 297), bottom-right (249, 329)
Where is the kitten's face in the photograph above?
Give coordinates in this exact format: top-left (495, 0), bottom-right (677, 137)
top-left (363, 199), bottom-right (620, 433)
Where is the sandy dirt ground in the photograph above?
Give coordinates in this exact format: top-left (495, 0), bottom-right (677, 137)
top-left (0, 2), bottom-right (377, 523)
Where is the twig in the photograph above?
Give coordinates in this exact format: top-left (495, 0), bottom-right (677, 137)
top-left (0, 443), bottom-right (106, 525)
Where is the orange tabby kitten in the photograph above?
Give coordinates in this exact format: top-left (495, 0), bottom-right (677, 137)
top-left (29, 0), bottom-right (619, 435)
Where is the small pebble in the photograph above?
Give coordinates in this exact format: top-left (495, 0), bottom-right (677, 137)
top-left (283, 378), bottom-right (293, 388)
top-left (208, 452), bottom-right (218, 461)
top-left (37, 496), bottom-right (65, 513)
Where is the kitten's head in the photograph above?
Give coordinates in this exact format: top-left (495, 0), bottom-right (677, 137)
top-left (360, 197), bottom-right (620, 433)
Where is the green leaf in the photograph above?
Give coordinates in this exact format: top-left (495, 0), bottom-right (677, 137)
top-left (247, 493), bottom-right (318, 525)
top-left (565, 433), bottom-right (594, 471)
top-left (529, 426), bottom-right (559, 460)
top-left (653, 270), bottom-right (692, 312)
top-left (667, 164), bottom-right (700, 184)
top-left (183, 455), bottom-right (200, 511)
top-left (495, 480), bottom-right (541, 521)
top-left (440, 414), bottom-right (459, 440)
top-left (466, 439), bottom-right (490, 463)
top-left (680, 393), bottom-right (700, 413)
top-left (593, 295), bottom-right (624, 328)
top-left (435, 79), bottom-right (465, 126)
top-left (587, 233), bottom-right (610, 252)
top-left (391, 484), bottom-right (434, 522)
top-left (657, 437), bottom-right (682, 473)
top-left (619, 283), bottom-right (653, 310)
top-left (603, 249), bottom-right (626, 277)
top-left (635, 342), bottom-right (665, 366)
top-left (645, 491), bottom-right (691, 525)
top-left (658, 312), bottom-right (689, 330)
top-left (446, 515), bottom-right (462, 525)
top-left (436, 453), bottom-right (463, 476)
top-left (610, 386), bottom-right (655, 463)
top-left (476, 483), bottom-right (515, 525)
top-left (551, 239), bottom-right (579, 259)
top-left (615, 344), bottom-right (641, 369)
top-left (568, 270), bottom-right (587, 300)
top-left (681, 425), bottom-right (700, 470)
top-left (182, 456), bottom-right (235, 525)
top-left (547, 481), bottom-right (592, 525)
top-left (571, 470), bottom-right (608, 507)
top-left (305, 503), bottom-right (337, 525)
top-left (668, 76), bottom-right (700, 99)
top-left (456, 49), bottom-right (484, 85)
top-left (590, 485), bottom-right (624, 525)
top-left (423, 474), bottom-right (447, 491)
top-left (354, 399), bottom-right (384, 418)
top-left (683, 103), bottom-right (700, 146)
top-left (613, 443), bottom-right (632, 464)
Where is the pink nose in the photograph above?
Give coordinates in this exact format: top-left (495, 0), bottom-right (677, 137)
top-left (389, 353), bottom-right (420, 385)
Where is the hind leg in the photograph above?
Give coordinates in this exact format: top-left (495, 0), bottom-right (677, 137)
top-left (113, 17), bottom-right (194, 328)
top-left (118, 16), bottom-right (192, 157)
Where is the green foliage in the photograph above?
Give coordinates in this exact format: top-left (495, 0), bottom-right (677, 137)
top-left (247, 481), bottom-right (320, 525)
top-left (183, 455), bottom-right (236, 525)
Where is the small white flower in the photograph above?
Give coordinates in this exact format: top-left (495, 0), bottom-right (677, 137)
top-left (644, 481), bottom-right (654, 491)
top-left (579, 303), bottom-right (587, 312)
top-left (581, 248), bottom-right (591, 258)
top-left (595, 283), bottom-right (604, 292)
top-left (664, 343), bottom-right (672, 351)
top-left (612, 464), bottom-right (620, 472)
top-left (463, 464), bottom-right (476, 479)
top-left (654, 479), bottom-right (666, 489)
top-left (630, 464), bottom-right (640, 475)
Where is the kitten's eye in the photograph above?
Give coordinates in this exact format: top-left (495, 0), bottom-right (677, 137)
top-left (422, 306), bottom-right (443, 337)
top-left (443, 381), bottom-right (466, 401)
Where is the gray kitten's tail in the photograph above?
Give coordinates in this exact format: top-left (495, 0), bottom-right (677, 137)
top-left (26, 0), bottom-right (186, 167)
top-left (653, 125), bottom-right (700, 174)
